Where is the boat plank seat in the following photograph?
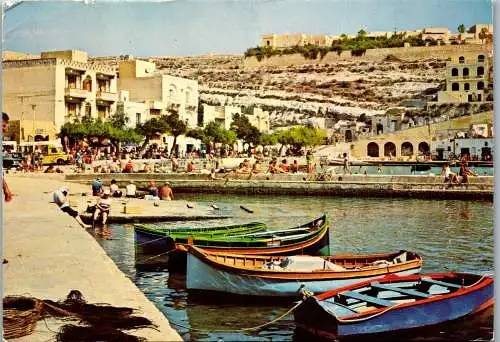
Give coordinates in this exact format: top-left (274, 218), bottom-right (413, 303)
top-left (421, 277), bottom-right (462, 289)
top-left (370, 282), bottom-right (432, 299)
top-left (340, 291), bottom-right (395, 307)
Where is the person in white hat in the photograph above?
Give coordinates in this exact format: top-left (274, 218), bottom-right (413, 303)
top-left (53, 186), bottom-right (90, 228)
top-left (94, 188), bottom-right (112, 225)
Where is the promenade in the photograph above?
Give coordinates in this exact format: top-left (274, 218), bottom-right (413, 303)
top-left (3, 174), bottom-right (182, 341)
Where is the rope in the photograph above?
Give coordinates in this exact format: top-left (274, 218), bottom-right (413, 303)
top-left (140, 248), bottom-right (177, 262)
top-left (136, 236), bottom-right (171, 247)
top-left (169, 300), bottom-right (304, 333)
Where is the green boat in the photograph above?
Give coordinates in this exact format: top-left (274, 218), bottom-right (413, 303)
top-left (134, 221), bottom-right (268, 256)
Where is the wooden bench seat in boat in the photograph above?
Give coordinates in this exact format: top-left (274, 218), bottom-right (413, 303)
top-left (370, 282), bottom-right (432, 299)
top-left (340, 291), bottom-right (395, 307)
top-left (421, 277), bottom-right (462, 289)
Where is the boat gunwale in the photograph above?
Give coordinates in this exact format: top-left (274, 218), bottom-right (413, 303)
top-left (187, 246), bottom-right (423, 280)
top-left (177, 217), bottom-right (330, 254)
top-left (314, 272), bottom-right (494, 321)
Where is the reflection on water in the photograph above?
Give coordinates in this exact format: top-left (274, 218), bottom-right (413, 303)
top-left (97, 195), bottom-right (493, 341)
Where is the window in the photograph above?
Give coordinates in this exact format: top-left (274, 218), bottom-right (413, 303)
top-left (451, 68), bottom-right (458, 76)
top-left (51, 147), bottom-right (58, 153)
top-left (452, 82), bottom-right (459, 91)
top-left (477, 66), bottom-right (484, 76)
top-left (478, 55), bottom-right (485, 63)
top-left (136, 113), bottom-right (141, 125)
top-left (485, 141), bottom-right (488, 147)
top-left (478, 81), bottom-right (484, 90)
top-left (464, 83), bottom-right (470, 91)
top-left (463, 68), bottom-right (469, 77)
top-left (459, 56), bottom-right (465, 64)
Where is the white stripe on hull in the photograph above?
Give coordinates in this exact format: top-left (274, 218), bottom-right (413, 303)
top-left (187, 254), bottom-right (421, 297)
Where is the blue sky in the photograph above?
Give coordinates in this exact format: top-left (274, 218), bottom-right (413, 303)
top-left (4, 0), bottom-right (493, 57)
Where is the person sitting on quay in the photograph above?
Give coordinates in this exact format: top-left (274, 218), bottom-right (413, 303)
top-left (145, 181), bottom-right (160, 200)
top-left (93, 189), bottom-right (112, 225)
top-left (45, 165), bottom-right (56, 173)
top-left (52, 186), bottom-right (90, 228)
top-left (458, 163), bottom-right (478, 185)
top-left (290, 160), bottom-right (300, 173)
top-left (252, 160), bottom-right (262, 174)
top-left (110, 179), bottom-right (122, 198)
top-left (123, 160), bottom-right (134, 173)
top-left (187, 160), bottom-right (196, 173)
top-left (200, 163), bottom-right (211, 175)
top-left (158, 182), bottom-right (174, 201)
top-left (441, 163), bottom-right (459, 185)
top-left (92, 177), bottom-right (104, 196)
top-left (126, 180), bottom-right (137, 198)
top-left (279, 159), bottom-right (289, 173)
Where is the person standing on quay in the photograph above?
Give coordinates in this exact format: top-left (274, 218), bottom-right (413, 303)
top-left (2, 113), bottom-right (13, 202)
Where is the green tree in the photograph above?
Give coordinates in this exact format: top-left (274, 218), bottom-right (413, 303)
top-left (260, 132), bottom-right (278, 147)
top-left (135, 116), bottom-right (169, 152)
top-left (357, 29), bottom-right (368, 40)
top-left (165, 111), bottom-right (188, 156)
top-left (230, 113), bottom-right (261, 146)
top-left (108, 105), bottom-right (129, 129)
top-left (457, 24), bottom-right (466, 34)
top-left (479, 27), bottom-right (490, 44)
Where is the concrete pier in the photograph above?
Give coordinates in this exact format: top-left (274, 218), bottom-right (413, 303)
top-left (65, 173), bottom-right (494, 201)
top-left (3, 174), bottom-right (182, 341)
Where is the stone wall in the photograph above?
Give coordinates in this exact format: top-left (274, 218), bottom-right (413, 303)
top-left (244, 44), bottom-right (488, 68)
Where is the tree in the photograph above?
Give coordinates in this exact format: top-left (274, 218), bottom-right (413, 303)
top-left (108, 105), bottom-right (129, 129)
top-left (135, 116), bottom-right (169, 152)
top-left (457, 24), bottom-right (466, 34)
top-left (357, 29), bottom-right (367, 40)
top-left (478, 27), bottom-right (490, 44)
top-left (260, 132), bottom-right (278, 147)
top-left (165, 111), bottom-right (188, 156)
top-left (230, 113), bottom-right (261, 146)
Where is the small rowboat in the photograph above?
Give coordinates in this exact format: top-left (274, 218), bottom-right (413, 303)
top-left (176, 213), bottom-right (330, 256)
top-left (293, 272), bottom-right (494, 339)
top-left (134, 221), bottom-right (267, 255)
top-left (186, 246), bottom-right (422, 297)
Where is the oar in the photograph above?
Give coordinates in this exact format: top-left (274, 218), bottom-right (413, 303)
top-left (240, 205), bottom-right (254, 213)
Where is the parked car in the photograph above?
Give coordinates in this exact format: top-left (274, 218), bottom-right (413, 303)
top-left (3, 152), bottom-right (25, 169)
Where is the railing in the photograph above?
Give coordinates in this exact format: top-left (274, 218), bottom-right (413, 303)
top-left (65, 87), bottom-right (88, 98)
top-left (96, 91), bottom-right (117, 102)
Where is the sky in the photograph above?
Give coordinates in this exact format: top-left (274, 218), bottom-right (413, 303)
top-left (3, 0), bottom-right (494, 57)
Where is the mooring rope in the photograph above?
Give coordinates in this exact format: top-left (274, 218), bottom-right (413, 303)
top-left (169, 300), bottom-right (304, 333)
top-left (136, 236), bottom-right (171, 247)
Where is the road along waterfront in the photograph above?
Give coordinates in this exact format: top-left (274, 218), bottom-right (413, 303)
top-left (97, 194), bottom-right (493, 341)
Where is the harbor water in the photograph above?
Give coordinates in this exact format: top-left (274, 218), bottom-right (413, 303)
top-left (97, 194), bottom-right (493, 341)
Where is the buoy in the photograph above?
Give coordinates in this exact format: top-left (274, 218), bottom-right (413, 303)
top-left (240, 205), bottom-right (253, 213)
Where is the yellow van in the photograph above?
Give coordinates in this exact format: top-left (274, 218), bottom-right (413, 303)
top-left (19, 141), bottom-right (70, 165)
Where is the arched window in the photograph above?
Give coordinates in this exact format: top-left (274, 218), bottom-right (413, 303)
top-left (458, 56), bottom-right (465, 64)
top-left (464, 83), bottom-right (470, 91)
top-left (478, 81), bottom-right (485, 90)
top-left (478, 55), bottom-right (485, 63)
top-left (401, 142), bottom-right (413, 157)
top-left (418, 142), bottom-right (430, 155)
top-left (463, 68), bottom-right (469, 77)
top-left (477, 66), bottom-right (484, 76)
top-left (452, 82), bottom-right (459, 91)
top-left (451, 68), bottom-right (458, 76)
top-left (83, 76), bottom-right (92, 91)
top-left (168, 84), bottom-right (177, 98)
top-left (367, 142), bottom-right (379, 157)
top-left (384, 142), bottom-right (396, 157)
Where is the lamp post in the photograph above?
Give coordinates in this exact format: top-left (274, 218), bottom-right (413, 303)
top-left (31, 104), bottom-right (36, 140)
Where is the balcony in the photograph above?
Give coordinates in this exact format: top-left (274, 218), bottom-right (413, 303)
top-left (65, 87), bottom-right (88, 99)
top-left (96, 91), bottom-right (117, 102)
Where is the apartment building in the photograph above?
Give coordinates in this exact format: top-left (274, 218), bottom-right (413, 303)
top-left (117, 59), bottom-right (199, 128)
top-left (2, 50), bottom-right (117, 142)
top-left (202, 105), bottom-right (270, 133)
top-left (437, 52), bottom-right (489, 103)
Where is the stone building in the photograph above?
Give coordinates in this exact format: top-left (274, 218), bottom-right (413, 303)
top-left (260, 33), bottom-right (335, 48)
top-left (116, 90), bottom-right (149, 128)
top-left (2, 50), bottom-right (117, 142)
top-left (437, 52), bottom-right (489, 103)
top-left (117, 59), bottom-right (199, 128)
top-left (202, 105), bottom-right (270, 133)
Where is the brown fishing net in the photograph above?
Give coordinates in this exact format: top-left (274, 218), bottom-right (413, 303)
top-left (3, 290), bottom-right (157, 341)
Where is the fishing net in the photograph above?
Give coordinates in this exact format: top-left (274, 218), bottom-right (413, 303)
top-left (3, 290), bottom-right (157, 341)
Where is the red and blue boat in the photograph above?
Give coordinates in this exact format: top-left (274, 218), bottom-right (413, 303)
top-left (293, 272), bottom-right (493, 339)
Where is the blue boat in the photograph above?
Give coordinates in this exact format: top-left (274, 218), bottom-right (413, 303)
top-left (293, 272), bottom-right (494, 339)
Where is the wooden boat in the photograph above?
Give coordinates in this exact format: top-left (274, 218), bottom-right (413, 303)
top-left (175, 213), bottom-right (330, 256)
top-left (186, 246), bottom-right (422, 297)
top-left (293, 272), bottom-right (494, 340)
top-left (134, 221), bottom-right (267, 255)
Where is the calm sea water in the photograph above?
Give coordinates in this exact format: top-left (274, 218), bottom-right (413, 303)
top-left (97, 194), bottom-right (494, 341)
